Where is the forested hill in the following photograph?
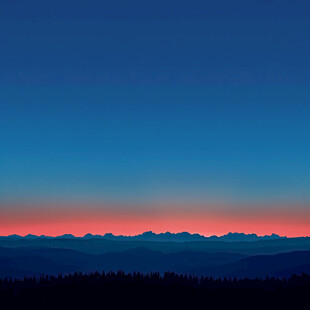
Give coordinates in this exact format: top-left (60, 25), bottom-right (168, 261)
top-left (1, 271), bottom-right (310, 309)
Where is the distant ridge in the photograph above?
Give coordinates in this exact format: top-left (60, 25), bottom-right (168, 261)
top-left (99, 231), bottom-right (286, 242)
top-left (0, 232), bottom-right (286, 242)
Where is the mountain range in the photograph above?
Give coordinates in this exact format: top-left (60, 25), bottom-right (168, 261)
top-left (0, 231), bottom-right (285, 242)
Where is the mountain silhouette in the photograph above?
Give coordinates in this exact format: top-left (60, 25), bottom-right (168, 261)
top-left (0, 231), bottom-right (285, 242)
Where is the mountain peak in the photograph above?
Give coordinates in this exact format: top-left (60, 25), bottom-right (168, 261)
top-left (56, 234), bottom-right (76, 239)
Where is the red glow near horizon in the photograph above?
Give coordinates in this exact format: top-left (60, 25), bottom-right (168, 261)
top-left (0, 203), bottom-right (309, 237)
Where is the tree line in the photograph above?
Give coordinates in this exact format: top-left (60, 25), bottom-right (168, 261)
top-left (1, 271), bottom-right (310, 309)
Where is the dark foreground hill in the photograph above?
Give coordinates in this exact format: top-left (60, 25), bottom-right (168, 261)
top-left (1, 271), bottom-right (310, 310)
top-left (0, 246), bottom-right (247, 278)
top-left (1, 244), bottom-right (310, 279)
top-left (189, 250), bottom-right (310, 278)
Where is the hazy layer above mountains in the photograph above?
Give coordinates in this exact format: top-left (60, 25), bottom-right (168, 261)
top-left (0, 231), bottom-right (285, 242)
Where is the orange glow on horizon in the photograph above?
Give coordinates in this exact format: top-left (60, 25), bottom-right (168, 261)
top-left (0, 202), bottom-right (309, 237)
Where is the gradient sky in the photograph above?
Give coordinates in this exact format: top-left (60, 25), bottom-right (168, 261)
top-left (0, 0), bottom-right (310, 236)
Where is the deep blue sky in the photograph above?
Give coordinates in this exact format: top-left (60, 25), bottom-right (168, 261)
top-left (1, 0), bottom-right (309, 206)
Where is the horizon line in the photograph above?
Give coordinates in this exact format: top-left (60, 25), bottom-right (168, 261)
top-left (0, 231), bottom-right (294, 239)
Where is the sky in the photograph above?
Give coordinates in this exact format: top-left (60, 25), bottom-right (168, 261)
top-left (0, 0), bottom-right (310, 237)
